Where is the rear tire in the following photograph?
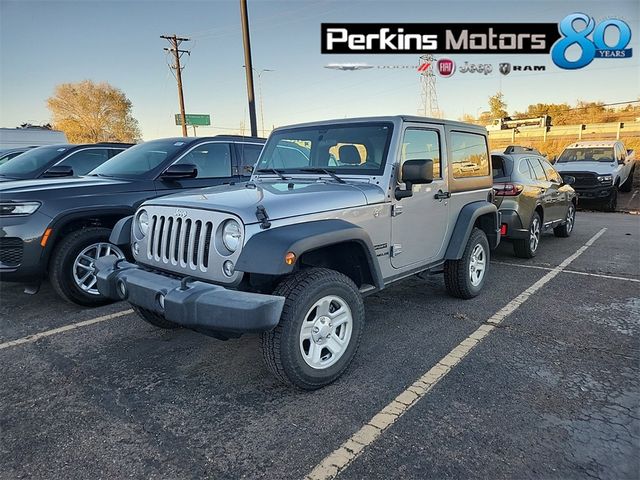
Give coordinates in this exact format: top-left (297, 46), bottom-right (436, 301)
top-left (49, 227), bottom-right (124, 306)
top-left (604, 188), bottom-right (618, 212)
top-left (554, 203), bottom-right (576, 238)
top-left (132, 305), bottom-right (180, 329)
top-left (620, 169), bottom-right (634, 192)
top-left (261, 268), bottom-right (364, 390)
top-left (444, 228), bottom-right (489, 299)
top-left (513, 212), bottom-right (541, 258)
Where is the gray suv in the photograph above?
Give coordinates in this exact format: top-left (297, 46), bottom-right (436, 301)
top-left (95, 116), bottom-right (501, 389)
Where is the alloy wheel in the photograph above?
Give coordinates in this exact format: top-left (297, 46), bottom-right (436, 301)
top-left (565, 205), bottom-right (575, 233)
top-left (72, 242), bottom-right (124, 295)
top-left (529, 217), bottom-right (541, 252)
top-left (468, 243), bottom-right (486, 287)
top-left (299, 295), bottom-right (353, 369)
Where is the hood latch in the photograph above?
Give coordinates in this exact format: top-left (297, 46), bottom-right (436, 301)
top-left (256, 205), bottom-right (271, 229)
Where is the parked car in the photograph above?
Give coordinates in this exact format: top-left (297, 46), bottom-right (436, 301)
top-left (0, 143), bottom-right (133, 181)
top-left (95, 116), bottom-right (501, 389)
top-left (0, 146), bottom-right (37, 165)
top-left (554, 140), bottom-right (636, 211)
top-left (492, 146), bottom-right (577, 258)
top-left (0, 135), bottom-right (265, 306)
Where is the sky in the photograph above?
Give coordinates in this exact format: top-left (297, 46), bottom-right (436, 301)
top-left (0, 0), bottom-right (638, 140)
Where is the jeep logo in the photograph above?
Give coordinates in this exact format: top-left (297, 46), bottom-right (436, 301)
top-left (175, 209), bottom-right (187, 218)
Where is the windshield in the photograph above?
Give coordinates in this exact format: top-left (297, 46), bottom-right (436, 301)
top-left (255, 123), bottom-right (393, 177)
top-left (0, 145), bottom-right (67, 177)
top-left (89, 140), bottom-right (187, 177)
top-left (557, 147), bottom-right (615, 163)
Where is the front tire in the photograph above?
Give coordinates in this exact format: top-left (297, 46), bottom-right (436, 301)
top-left (444, 227), bottom-right (490, 299)
top-left (49, 227), bottom-right (125, 306)
top-left (132, 305), bottom-right (180, 329)
top-left (620, 168), bottom-right (634, 193)
top-left (604, 187), bottom-right (618, 212)
top-left (513, 211), bottom-right (541, 258)
top-left (261, 268), bottom-right (364, 390)
top-left (554, 203), bottom-right (576, 238)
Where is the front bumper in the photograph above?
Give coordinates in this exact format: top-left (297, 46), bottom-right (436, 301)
top-left (573, 184), bottom-right (614, 200)
top-left (498, 209), bottom-right (529, 240)
top-left (94, 256), bottom-right (285, 337)
top-left (0, 211), bottom-right (51, 283)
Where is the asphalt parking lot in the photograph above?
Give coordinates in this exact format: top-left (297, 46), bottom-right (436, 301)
top-left (1, 210), bottom-right (638, 480)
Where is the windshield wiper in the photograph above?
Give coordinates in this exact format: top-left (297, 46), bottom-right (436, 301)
top-left (255, 168), bottom-right (288, 181)
top-left (300, 168), bottom-right (345, 184)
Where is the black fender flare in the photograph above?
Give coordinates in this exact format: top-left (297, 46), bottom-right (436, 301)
top-left (445, 201), bottom-right (500, 260)
top-left (235, 219), bottom-right (384, 290)
top-left (109, 215), bottom-right (133, 246)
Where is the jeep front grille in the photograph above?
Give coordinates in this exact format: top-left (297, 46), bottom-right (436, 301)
top-left (134, 205), bottom-right (244, 283)
top-left (148, 216), bottom-right (214, 271)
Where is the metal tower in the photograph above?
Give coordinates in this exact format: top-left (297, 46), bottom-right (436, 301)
top-left (418, 54), bottom-right (440, 118)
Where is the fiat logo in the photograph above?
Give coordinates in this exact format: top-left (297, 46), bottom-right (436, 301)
top-left (436, 58), bottom-right (456, 77)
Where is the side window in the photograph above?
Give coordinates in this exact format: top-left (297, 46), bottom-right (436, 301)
top-left (450, 132), bottom-right (489, 178)
top-left (236, 143), bottom-right (263, 176)
top-left (175, 143), bottom-right (232, 178)
top-left (401, 129), bottom-right (441, 178)
top-left (540, 158), bottom-right (562, 182)
top-left (58, 148), bottom-right (110, 175)
top-left (491, 154), bottom-right (506, 179)
top-left (528, 158), bottom-right (547, 181)
top-left (518, 159), bottom-right (534, 179)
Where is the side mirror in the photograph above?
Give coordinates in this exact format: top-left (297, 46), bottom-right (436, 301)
top-left (550, 155), bottom-right (557, 164)
top-left (161, 163), bottom-right (198, 179)
top-left (395, 159), bottom-right (433, 199)
top-left (43, 165), bottom-right (74, 177)
top-left (562, 175), bottom-right (575, 186)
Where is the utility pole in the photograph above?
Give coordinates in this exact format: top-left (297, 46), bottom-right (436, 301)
top-left (240, 0), bottom-right (258, 137)
top-left (161, 34), bottom-right (190, 136)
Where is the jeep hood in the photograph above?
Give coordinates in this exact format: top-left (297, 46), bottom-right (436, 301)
top-left (146, 181), bottom-right (386, 224)
top-left (554, 161), bottom-right (618, 176)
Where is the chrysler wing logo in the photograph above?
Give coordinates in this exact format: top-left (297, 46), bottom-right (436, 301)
top-left (175, 209), bottom-right (187, 218)
top-left (499, 62), bottom-right (511, 75)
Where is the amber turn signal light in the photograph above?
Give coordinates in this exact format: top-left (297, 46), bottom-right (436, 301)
top-left (284, 252), bottom-right (296, 265)
top-left (40, 228), bottom-right (53, 247)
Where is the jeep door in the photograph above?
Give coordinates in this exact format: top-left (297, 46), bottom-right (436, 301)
top-left (155, 141), bottom-right (239, 194)
top-left (391, 125), bottom-right (448, 268)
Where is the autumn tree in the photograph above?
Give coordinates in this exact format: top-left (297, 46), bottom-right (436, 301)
top-left (488, 92), bottom-right (508, 119)
top-left (47, 80), bottom-right (141, 143)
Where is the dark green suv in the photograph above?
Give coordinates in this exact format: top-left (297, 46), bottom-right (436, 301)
top-left (492, 146), bottom-right (577, 258)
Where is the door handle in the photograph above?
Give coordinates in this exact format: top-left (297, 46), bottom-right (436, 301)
top-left (434, 190), bottom-right (451, 200)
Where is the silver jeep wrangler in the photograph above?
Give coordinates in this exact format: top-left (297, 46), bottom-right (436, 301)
top-left (95, 116), bottom-right (500, 389)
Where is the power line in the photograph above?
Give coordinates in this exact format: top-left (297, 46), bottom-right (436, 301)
top-left (161, 34), bottom-right (191, 137)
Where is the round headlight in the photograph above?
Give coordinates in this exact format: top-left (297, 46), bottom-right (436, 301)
top-left (222, 220), bottom-right (241, 252)
top-left (137, 210), bottom-right (149, 237)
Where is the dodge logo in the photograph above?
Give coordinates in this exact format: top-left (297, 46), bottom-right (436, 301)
top-left (175, 209), bottom-right (187, 218)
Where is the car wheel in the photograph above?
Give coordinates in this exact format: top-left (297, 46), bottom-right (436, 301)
top-left (132, 305), bottom-right (180, 329)
top-left (604, 188), bottom-right (618, 212)
top-left (513, 211), bottom-right (541, 258)
top-left (49, 227), bottom-right (125, 306)
top-left (554, 203), bottom-right (576, 238)
top-left (620, 169), bottom-right (634, 193)
top-left (261, 268), bottom-right (364, 390)
top-left (444, 227), bottom-right (490, 299)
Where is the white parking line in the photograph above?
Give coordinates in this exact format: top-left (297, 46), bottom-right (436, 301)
top-left (0, 309), bottom-right (133, 351)
top-left (493, 261), bottom-right (640, 283)
top-left (306, 227), bottom-right (607, 480)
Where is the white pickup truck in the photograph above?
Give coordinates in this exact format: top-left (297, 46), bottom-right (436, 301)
top-left (554, 140), bottom-right (636, 211)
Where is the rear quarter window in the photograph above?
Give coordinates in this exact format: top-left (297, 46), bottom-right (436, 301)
top-left (450, 132), bottom-right (490, 179)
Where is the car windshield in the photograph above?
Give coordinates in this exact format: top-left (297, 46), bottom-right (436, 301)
top-left (89, 140), bottom-right (187, 177)
top-left (255, 123), bottom-right (393, 177)
top-left (557, 147), bottom-right (615, 163)
top-left (0, 145), bottom-right (67, 177)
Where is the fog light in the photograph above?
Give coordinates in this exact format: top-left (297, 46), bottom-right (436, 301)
top-left (157, 293), bottom-right (165, 310)
top-left (223, 260), bottom-right (235, 277)
top-left (133, 242), bottom-right (139, 255)
top-left (116, 279), bottom-right (127, 299)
